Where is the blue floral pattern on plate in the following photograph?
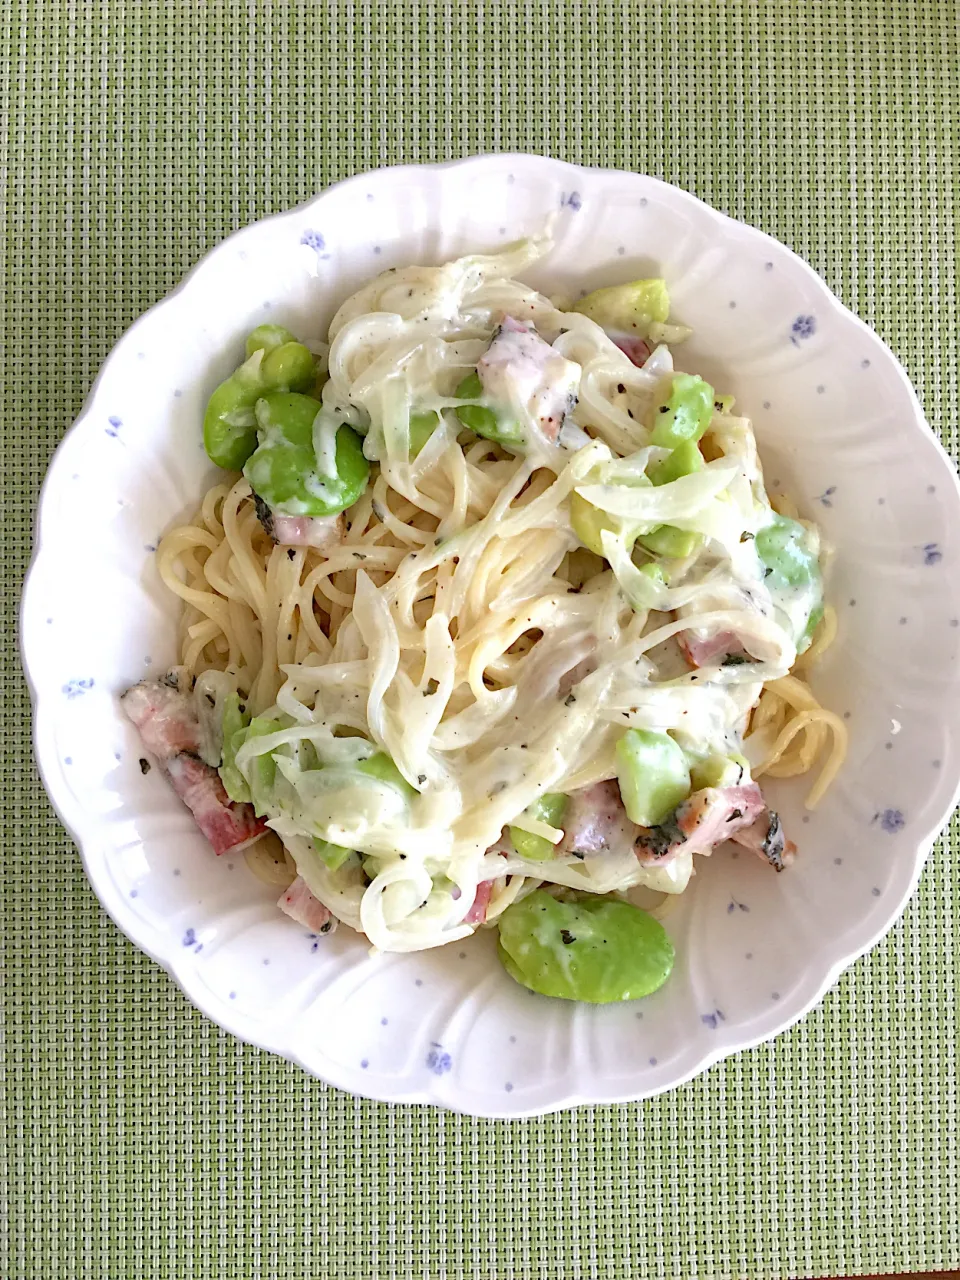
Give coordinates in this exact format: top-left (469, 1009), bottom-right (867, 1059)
top-left (63, 678), bottom-right (94, 699)
top-left (875, 809), bottom-right (905, 834)
top-left (426, 1043), bottom-right (452, 1075)
top-left (790, 314), bottom-right (816, 344)
top-left (300, 229), bottom-right (329, 261)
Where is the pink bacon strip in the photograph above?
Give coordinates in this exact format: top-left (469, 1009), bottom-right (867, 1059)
top-left (121, 675), bottom-right (267, 857)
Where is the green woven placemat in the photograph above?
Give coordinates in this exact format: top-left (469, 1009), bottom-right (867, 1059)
top-left (3, 2), bottom-right (958, 1276)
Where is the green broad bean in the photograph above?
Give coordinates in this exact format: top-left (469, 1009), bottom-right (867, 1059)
top-left (409, 410), bottom-right (440, 458)
top-left (203, 356), bottom-right (269, 471)
top-left (688, 751), bottom-right (748, 791)
top-left (755, 512), bottom-right (823, 652)
top-left (203, 333), bottom-right (317, 471)
top-left (243, 392), bottom-right (369, 517)
top-left (218, 691), bottom-right (252, 803)
top-left (615, 728), bottom-right (691, 827)
top-left (755, 513), bottom-right (821, 593)
top-left (510, 793), bottom-right (567, 862)
top-left (245, 324), bottom-right (297, 358)
top-left (454, 372), bottom-right (525, 447)
top-left (497, 889), bottom-right (675, 1003)
top-left (801, 602), bottom-right (825, 650)
top-left (571, 278), bottom-right (671, 332)
top-left (650, 373), bottom-right (715, 449)
top-left (646, 439), bottom-right (704, 487)
top-left (570, 492), bottom-right (629, 557)
top-left (254, 390), bottom-right (320, 449)
top-left (570, 484), bottom-right (699, 568)
top-left (636, 525), bottom-right (702, 559)
top-left (569, 477), bottom-right (653, 557)
top-left (311, 837), bottom-right (355, 871)
top-left (260, 341), bottom-right (316, 391)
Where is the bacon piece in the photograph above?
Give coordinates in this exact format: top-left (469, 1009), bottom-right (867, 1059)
top-left (121, 676), bottom-right (200, 757)
top-left (557, 652), bottom-right (597, 699)
top-left (122, 676), bottom-right (267, 857)
top-left (611, 335), bottom-right (652, 367)
top-left (253, 493), bottom-right (345, 550)
top-left (465, 879), bottom-right (494, 924)
top-left (560, 780), bottom-right (636, 856)
top-left (678, 630), bottom-right (748, 669)
top-left (278, 875), bottom-right (335, 932)
top-left (477, 315), bottom-right (580, 444)
top-left (165, 753), bottom-right (267, 856)
top-left (269, 513), bottom-right (344, 550)
top-left (634, 783), bottom-right (767, 864)
top-left (731, 809), bottom-right (797, 872)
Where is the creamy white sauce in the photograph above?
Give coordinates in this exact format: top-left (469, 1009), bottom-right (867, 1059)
top-left (233, 237), bottom-right (815, 953)
top-left (477, 319), bottom-right (581, 448)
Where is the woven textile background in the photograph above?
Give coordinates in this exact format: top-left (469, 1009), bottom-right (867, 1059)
top-left (3, 2), bottom-right (958, 1277)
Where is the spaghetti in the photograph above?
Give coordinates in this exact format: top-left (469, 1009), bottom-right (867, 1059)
top-left (145, 235), bottom-right (845, 953)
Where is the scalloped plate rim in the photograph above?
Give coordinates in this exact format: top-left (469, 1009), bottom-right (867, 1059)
top-left (20, 153), bottom-right (960, 1117)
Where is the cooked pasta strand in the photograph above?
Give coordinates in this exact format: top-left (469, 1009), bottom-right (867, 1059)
top-left (148, 238), bottom-right (846, 954)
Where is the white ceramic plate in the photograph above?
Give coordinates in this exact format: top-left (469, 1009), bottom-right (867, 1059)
top-left (22, 155), bottom-right (960, 1117)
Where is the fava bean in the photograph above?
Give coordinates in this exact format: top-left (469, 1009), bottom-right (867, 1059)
top-left (755, 513), bottom-right (820, 592)
top-left (569, 473), bottom-right (652, 557)
top-left (409, 410), bottom-right (441, 457)
top-left (615, 728), bottom-right (691, 827)
top-left (646, 439), bottom-right (704, 487)
top-left (497, 889), bottom-right (674, 1002)
top-left (635, 524), bottom-right (702, 560)
top-left (455, 372), bottom-right (525, 447)
top-left (688, 751), bottom-right (748, 791)
top-left (570, 491), bottom-right (630, 557)
top-left (256, 390), bottom-right (319, 448)
top-left (755, 512), bottom-right (823, 651)
top-left (260, 341), bottom-right (316, 391)
top-left (800, 602), bottom-right (825, 649)
top-left (510, 793), bottom-right (567, 862)
top-left (203, 332), bottom-right (317, 471)
top-left (650, 373), bottom-right (715, 449)
top-left (245, 324), bottom-right (297, 358)
top-left (243, 392), bottom-right (369, 517)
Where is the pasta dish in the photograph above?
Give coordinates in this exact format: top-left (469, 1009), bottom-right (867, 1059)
top-left (121, 234), bottom-right (846, 1002)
